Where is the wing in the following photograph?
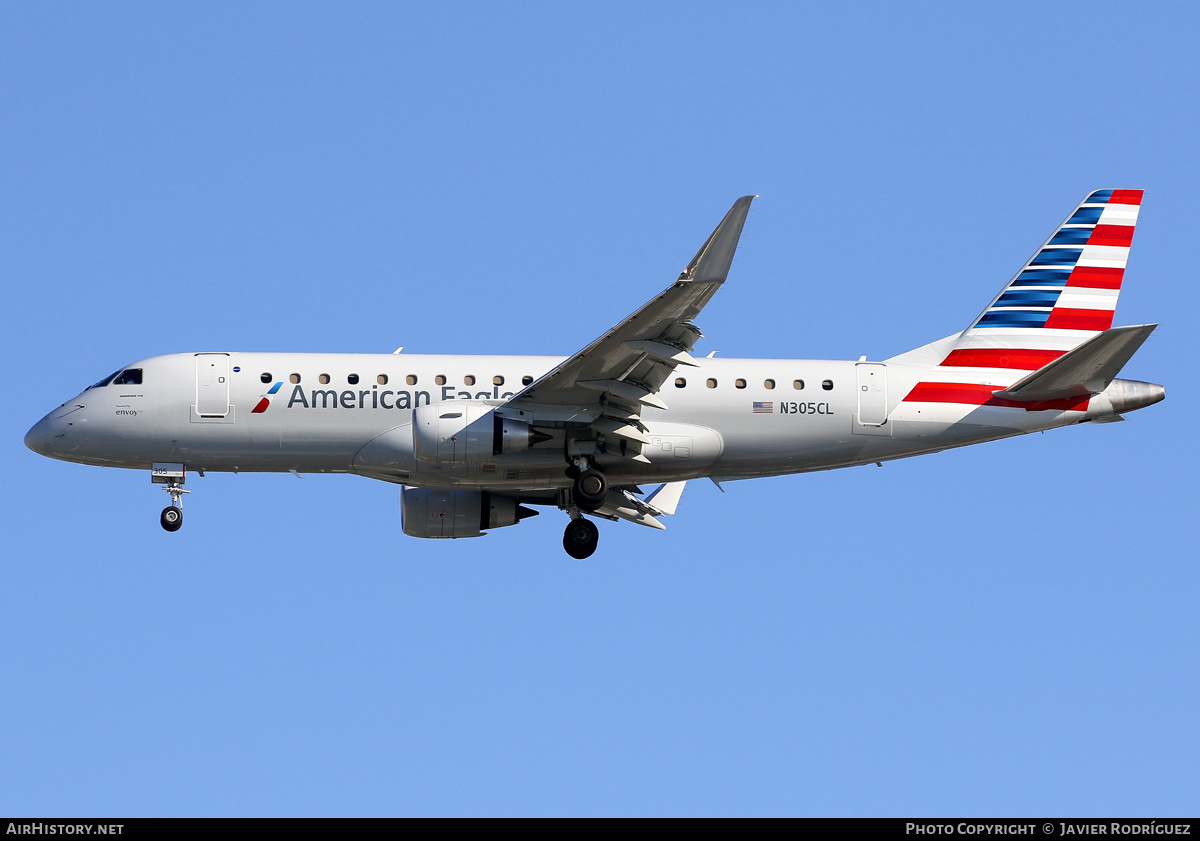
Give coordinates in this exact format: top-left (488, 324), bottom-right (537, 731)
top-left (512, 196), bottom-right (756, 423)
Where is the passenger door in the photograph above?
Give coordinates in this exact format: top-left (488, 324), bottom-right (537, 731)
top-left (853, 362), bottom-right (890, 436)
top-left (195, 354), bottom-right (230, 418)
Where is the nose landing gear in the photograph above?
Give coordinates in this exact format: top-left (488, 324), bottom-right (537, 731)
top-left (151, 463), bottom-right (189, 532)
top-left (158, 479), bottom-right (189, 532)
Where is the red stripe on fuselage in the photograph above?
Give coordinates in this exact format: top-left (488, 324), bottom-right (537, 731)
top-left (903, 382), bottom-right (1090, 412)
top-left (1067, 266), bottom-right (1124, 289)
top-left (940, 349), bottom-right (1067, 370)
top-left (905, 382), bottom-right (998, 405)
top-left (1044, 308), bottom-right (1114, 330)
top-left (251, 398), bottom-right (270, 414)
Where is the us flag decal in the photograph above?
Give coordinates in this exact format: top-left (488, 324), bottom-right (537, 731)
top-left (752, 402), bottom-right (773, 413)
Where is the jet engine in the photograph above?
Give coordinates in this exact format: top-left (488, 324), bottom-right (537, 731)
top-left (401, 487), bottom-right (538, 538)
top-left (412, 402), bottom-right (550, 464)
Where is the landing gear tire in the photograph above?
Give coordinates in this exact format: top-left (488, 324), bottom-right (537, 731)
top-left (572, 469), bottom-right (607, 512)
top-left (160, 506), bottom-right (183, 532)
top-left (563, 518), bottom-right (599, 559)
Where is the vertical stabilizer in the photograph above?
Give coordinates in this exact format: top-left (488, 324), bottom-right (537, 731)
top-left (940, 190), bottom-right (1142, 371)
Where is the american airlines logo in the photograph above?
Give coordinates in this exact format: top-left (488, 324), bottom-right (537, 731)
top-left (251, 382), bottom-right (283, 413)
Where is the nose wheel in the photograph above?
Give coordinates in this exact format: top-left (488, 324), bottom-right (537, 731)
top-left (563, 517), bottom-right (599, 559)
top-left (160, 506), bottom-right (183, 532)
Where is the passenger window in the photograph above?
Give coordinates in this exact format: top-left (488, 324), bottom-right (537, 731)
top-left (675, 378), bottom-right (686, 388)
top-left (348, 373), bottom-right (359, 385)
top-left (522, 375), bottom-right (534, 386)
top-left (377, 374), bottom-right (388, 385)
top-left (319, 374), bottom-right (330, 385)
top-left (764, 379), bottom-right (775, 390)
top-left (290, 374), bottom-right (301, 384)
top-left (260, 372), bottom-right (272, 384)
top-left (406, 375), bottom-right (417, 386)
top-left (735, 378), bottom-right (747, 389)
top-left (793, 379), bottom-right (804, 390)
top-left (464, 375), bottom-right (476, 386)
top-left (435, 375), bottom-right (446, 386)
top-left (111, 369), bottom-right (143, 385)
top-left (493, 375), bottom-right (504, 386)
top-left (706, 378), bottom-right (717, 388)
top-left (822, 379), bottom-right (834, 390)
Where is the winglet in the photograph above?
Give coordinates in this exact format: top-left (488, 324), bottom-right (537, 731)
top-left (680, 196), bottom-right (756, 283)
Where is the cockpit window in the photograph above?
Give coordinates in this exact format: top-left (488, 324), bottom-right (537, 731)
top-left (86, 369), bottom-right (123, 390)
top-left (111, 369), bottom-right (143, 385)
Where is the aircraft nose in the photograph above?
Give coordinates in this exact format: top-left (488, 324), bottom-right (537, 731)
top-left (24, 414), bottom-right (57, 456)
top-left (25, 401), bottom-right (84, 457)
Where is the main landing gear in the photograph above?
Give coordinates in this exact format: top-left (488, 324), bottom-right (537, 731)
top-left (563, 517), bottom-right (599, 560)
top-left (572, 468), bottom-right (607, 512)
top-left (561, 462), bottom-right (606, 558)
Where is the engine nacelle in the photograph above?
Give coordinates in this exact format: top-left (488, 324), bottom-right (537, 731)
top-left (412, 402), bottom-right (547, 464)
top-left (401, 487), bottom-right (537, 539)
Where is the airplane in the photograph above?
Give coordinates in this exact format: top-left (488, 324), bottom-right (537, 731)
top-left (25, 191), bottom-right (1164, 559)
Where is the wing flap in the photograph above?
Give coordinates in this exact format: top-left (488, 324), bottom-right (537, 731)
top-left (624, 340), bottom-right (701, 367)
top-left (591, 416), bottom-right (652, 445)
top-left (578, 379), bottom-right (669, 410)
top-left (994, 324), bottom-right (1157, 401)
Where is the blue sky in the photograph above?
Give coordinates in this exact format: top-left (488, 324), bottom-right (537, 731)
top-left (2, 2), bottom-right (1196, 816)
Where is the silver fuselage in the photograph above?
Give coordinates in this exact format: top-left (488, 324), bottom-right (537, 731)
top-left (24, 351), bottom-right (1161, 491)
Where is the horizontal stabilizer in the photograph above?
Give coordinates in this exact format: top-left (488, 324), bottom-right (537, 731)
top-left (994, 324), bottom-right (1156, 401)
top-left (644, 481), bottom-right (686, 516)
top-left (597, 491), bottom-right (666, 529)
top-left (596, 482), bottom-right (688, 529)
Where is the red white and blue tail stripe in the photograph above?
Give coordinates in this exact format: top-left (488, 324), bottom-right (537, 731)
top-left (941, 189), bottom-right (1142, 371)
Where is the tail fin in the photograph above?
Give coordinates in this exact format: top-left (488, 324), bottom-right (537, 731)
top-left (940, 189), bottom-right (1143, 371)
